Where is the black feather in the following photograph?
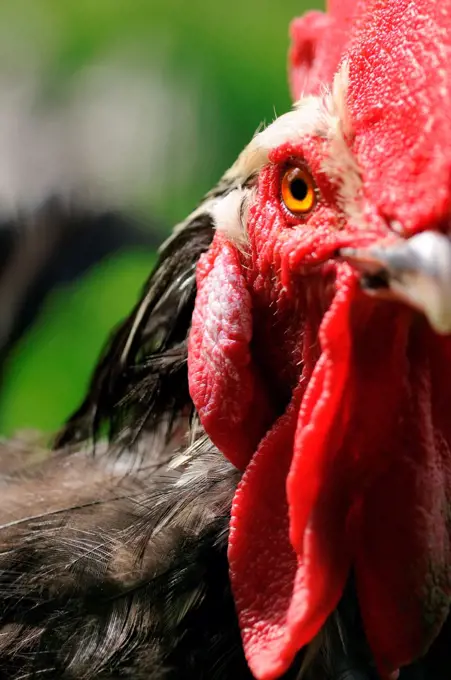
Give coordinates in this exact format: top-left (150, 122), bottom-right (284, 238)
top-left (56, 211), bottom-right (215, 451)
top-left (0, 436), bottom-right (258, 679)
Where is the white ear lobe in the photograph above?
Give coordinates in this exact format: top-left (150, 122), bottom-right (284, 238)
top-left (211, 189), bottom-right (250, 245)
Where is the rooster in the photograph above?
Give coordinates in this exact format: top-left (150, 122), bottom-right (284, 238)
top-left (0, 1), bottom-right (450, 679)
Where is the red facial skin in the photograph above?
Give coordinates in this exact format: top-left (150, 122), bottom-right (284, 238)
top-left (189, 1), bottom-right (451, 678)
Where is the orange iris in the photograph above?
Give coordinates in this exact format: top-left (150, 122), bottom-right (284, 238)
top-left (281, 166), bottom-right (316, 215)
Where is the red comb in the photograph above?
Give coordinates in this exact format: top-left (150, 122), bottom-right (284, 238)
top-left (289, 0), bottom-right (362, 99)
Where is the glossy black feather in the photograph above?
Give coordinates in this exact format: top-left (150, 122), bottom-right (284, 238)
top-left (0, 438), bottom-right (239, 679)
top-left (56, 211), bottom-right (215, 450)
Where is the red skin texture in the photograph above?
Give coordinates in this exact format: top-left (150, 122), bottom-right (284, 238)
top-left (189, 1), bottom-right (451, 678)
top-left (290, 0), bottom-right (451, 233)
top-left (188, 239), bottom-right (275, 468)
top-left (289, 1), bottom-right (361, 99)
top-left (346, 1), bottom-right (451, 235)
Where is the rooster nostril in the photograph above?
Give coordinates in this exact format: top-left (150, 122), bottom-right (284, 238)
top-left (360, 271), bottom-right (390, 291)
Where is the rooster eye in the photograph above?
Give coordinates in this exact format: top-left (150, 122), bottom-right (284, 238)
top-left (281, 166), bottom-right (316, 215)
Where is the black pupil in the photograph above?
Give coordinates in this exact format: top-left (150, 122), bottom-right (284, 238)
top-left (290, 177), bottom-right (309, 202)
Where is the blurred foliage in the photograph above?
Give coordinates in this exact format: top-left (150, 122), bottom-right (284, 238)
top-left (0, 0), bottom-right (322, 436)
top-left (0, 251), bottom-right (154, 436)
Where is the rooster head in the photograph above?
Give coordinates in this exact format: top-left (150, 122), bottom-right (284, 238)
top-left (188, 1), bottom-right (451, 678)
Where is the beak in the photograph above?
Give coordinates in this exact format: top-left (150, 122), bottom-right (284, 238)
top-left (340, 231), bottom-right (451, 335)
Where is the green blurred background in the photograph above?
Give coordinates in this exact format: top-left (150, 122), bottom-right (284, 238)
top-left (0, 0), bottom-right (322, 436)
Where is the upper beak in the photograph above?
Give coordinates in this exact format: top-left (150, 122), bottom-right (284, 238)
top-left (339, 231), bottom-right (451, 335)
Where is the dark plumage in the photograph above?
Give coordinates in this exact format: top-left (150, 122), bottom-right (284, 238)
top-left (57, 210), bottom-right (215, 450)
top-left (0, 437), bottom-right (247, 679)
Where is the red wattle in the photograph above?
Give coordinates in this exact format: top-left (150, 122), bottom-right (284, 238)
top-left (229, 267), bottom-right (357, 679)
top-left (188, 235), bottom-right (274, 470)
top-left (355, 324), bottom-right (451, 676)
top-left (287, 266), bottom-right (356, 551)
top-left (228, 398), bottom-right (300, 680)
